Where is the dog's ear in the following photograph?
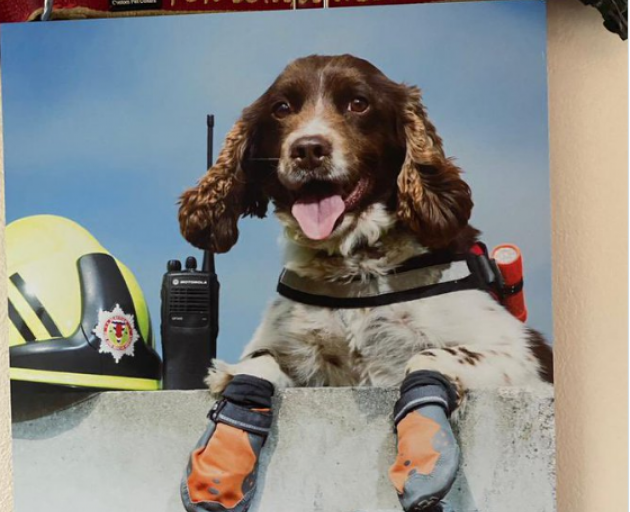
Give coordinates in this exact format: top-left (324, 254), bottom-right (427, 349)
top-left (396, 86), bottom-right (473, 249)
top-left (178, 116), bottom-right (268, 253)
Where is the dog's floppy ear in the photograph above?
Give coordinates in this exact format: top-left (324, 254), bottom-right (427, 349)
top-left (396, 86), bottom-right (473, 249)
top-left (178, 116), bottom-right (268, 253)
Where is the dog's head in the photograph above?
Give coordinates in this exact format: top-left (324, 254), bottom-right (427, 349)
top-left (179, 54), bottom-right (472, 253)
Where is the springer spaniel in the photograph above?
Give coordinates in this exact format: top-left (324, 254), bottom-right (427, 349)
top-left (179, 54), bottom-right (553, 396)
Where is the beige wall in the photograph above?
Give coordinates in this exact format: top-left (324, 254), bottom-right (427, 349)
top-left (0, 0), bottom-right (627, 510)
top-left (548, 1), bottom-right (629, 511)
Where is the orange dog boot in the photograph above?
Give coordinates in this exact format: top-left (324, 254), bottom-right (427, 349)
top-left (181, 375), bottom-right (274, 512)
top-left (389, 371), bottom-right (461, 512)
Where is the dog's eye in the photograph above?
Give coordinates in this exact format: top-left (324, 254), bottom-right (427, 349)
top-left (272, 101), bottom-right (292, 119)
top-left (348, 97), bottom-right (369, 113)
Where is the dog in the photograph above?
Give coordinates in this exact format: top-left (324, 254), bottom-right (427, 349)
top-left (178, 54), bottom-right (554, 512)
top-left (179, 54), bottom-right (553, 396)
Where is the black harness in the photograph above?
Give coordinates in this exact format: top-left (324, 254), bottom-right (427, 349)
top-left (277, 242), bottom-right (510, 309)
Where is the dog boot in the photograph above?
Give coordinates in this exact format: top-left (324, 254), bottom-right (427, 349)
top-left (181, 375), bottom-right (274, 512)
top-left (389, 370), bottom-right (461, 512)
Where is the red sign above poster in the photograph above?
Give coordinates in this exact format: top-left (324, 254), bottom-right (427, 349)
top-left (0, 0), bottom-right (447, 23)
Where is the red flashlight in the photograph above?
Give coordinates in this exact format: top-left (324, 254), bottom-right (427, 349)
top-left (491, 244), bottom-right (527, 323)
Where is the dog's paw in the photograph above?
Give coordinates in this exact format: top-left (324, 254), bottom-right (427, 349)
top-left (205, 359), bottom-right (235, 396)
top-left (405, 352), bottom-right (466, 411)
top-left (205, 356), bottom-right (294, 396)
top-left (406, 352), bottom-right (457, 381)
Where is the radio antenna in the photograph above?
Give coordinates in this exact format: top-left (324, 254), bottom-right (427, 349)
top-left (202, 115), bottom-right (216, 273)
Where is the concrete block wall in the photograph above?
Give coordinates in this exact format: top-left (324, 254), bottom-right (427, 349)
top-left (11, 387), bottom-right (555, 512)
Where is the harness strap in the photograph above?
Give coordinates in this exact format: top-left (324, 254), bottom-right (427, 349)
top-left (277, 243), bottom-right (502, 309)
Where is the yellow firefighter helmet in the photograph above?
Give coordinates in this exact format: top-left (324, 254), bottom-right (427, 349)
top-left (8, 215), bottom-right (162, 391)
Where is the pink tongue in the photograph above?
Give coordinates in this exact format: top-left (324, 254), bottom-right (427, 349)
top-left (291, 195), bottom-right (345, 240)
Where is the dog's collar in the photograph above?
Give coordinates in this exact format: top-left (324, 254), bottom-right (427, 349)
top-left (277, 243), bottom-right (503, 309)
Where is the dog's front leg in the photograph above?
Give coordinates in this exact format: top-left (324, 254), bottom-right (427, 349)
top-left (389, 340), bottom-right (552, 511)
top-left (207, 352), bottom-right (294, 396)
top-left (181, 353), bottom-right (292, 512)
top-left (207, 296), bottom-right (297, 397)
top-left (389, 368), bottom-right (461, 512)
top-left (406, 341), bottom-right (550, 390)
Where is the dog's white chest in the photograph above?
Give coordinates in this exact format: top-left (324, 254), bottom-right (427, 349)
top-left (256, 289), bottom-right (516, 387)
top-left (254, 289), bottom-right (525, 388)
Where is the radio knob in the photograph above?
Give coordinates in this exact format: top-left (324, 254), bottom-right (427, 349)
top-left (185, 256), bottom-right (198, 271)
top-left (167, 259), bottom-right (182, 272)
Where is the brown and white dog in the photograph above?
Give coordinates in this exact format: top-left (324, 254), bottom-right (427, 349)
top-left (178, 54), bottom-right (553, 402)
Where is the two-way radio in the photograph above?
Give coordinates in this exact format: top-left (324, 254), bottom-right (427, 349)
top-left (160, 115), bottom-right (220, 390)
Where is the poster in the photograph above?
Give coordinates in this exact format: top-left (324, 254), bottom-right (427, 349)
top-left (2, 2), bottom-right (554, 511)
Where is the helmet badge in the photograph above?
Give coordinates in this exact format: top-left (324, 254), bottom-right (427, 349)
top-left (93, 304), bottom-right (140, 363)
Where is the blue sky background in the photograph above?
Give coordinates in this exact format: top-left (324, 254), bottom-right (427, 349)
top-left (1, 0), bottom-right (550, 363)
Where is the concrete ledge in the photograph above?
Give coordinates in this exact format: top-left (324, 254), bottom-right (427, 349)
top-left (11, 386), bottom-right (555, 512)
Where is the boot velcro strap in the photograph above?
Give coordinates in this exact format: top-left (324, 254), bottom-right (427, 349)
top-left (393, 384), bottom-right (451, 427)
top-left (393, 370), bottom-right (460, 429)
top-left (208, 399), bottom-right (273, 436)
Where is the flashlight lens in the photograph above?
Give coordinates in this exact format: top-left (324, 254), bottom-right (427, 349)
top-left (493, 246), bottom-right (518, 265)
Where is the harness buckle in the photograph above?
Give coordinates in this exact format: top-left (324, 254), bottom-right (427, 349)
top-left (469, 244), bottom-right (505, 299)
top-left (208, 398), bottom-right (227, 422)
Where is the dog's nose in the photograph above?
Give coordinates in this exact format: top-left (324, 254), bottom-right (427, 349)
top-left (290, 136), bottom-right (332, 169)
